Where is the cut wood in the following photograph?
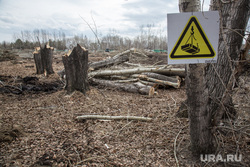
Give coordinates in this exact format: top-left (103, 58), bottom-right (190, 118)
top-left (89, 66), bottom-right (185, 78)
top-left (132, 74), bottom-right (181, 88)
top-left (113, 79), bottom-right (139, 83)
top-left (62, 44), bottom-right (89, 94)
top-left (139, 80), bottom-right (156, 86)
top-left (76, 115), bottom-right (152, 121)
top-left (90, 78), bottom-right (151, 95)
top-left (89, 49), bottom-right (131, 70)
top-left (141, 72), bottom-right (180, 83)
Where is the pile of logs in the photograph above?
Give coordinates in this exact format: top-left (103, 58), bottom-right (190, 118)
top-left (87, 48), bottom-right (185, 95)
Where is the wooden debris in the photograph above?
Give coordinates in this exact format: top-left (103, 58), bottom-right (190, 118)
top-left (90, 78), bottom-right (152, 95)
top-left (89, 66), bottom-right (185, 78)
top-left (132, 73), bottom-right (181, 88)
top-left (76, 115), bottom-right (152, 121)
top-left (89, 49), bottom-right (131, 70)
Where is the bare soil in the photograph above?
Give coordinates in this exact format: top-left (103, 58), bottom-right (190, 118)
top-left (0, 49), bottom-right (249, 167)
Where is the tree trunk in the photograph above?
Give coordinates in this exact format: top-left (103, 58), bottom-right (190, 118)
top-left (41, 44), bottom-right (54, 75)
top-left (62, 44), bottom-right (89, 94)
top-left (179, 0), bottom-right (215, 156)
top-left (208, 0), bottom-right (249, 125)
top-left (178, 0), bottom-right (250, 157)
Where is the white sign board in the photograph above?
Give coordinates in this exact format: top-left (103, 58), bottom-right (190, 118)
top-left (167, 11), bottom-right (219, 64)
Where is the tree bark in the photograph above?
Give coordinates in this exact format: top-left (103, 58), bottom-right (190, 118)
top-left (62, 44), bottom-right (89, 94)
top-left (207, 0), bottom-right (249, 125)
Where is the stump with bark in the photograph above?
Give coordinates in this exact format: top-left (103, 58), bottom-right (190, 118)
top-left (62, 44), bottom-right (89, 94)
top-left (33, 44), bottom-right (54, 75)
top-left (41, 44), bottom-right (54, 75)
top-left (33, 47), bottom-right (43, 74)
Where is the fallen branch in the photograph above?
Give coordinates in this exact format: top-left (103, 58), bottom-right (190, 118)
top-left (174, 129), bottom-right (182, 167)
top-left (123, 62), bottom-right (142, 67)
top-left (76, 115), bottom-right (152, 121)
top-left (132, 50), bottom-right (148, 58)
top-left (89, 49), bottom-right (131, 70)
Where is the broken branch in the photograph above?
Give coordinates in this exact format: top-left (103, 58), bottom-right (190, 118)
top-left (89, 49), bottom-right (131, 70)
top-left (76, 115), bottom-right (152, 121)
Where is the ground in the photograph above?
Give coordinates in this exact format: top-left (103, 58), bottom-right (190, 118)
top-left (0, 49), bottom-right (249, 167)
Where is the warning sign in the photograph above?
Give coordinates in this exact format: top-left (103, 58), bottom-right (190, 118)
top-left (167, 11), bottom-right (219, 64)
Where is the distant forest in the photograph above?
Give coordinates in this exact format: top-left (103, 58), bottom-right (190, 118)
top-left (0, 26), bottom-right (168, 51)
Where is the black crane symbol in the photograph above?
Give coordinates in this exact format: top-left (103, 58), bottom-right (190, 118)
top-left (181, 26), bottom-right (200, 54)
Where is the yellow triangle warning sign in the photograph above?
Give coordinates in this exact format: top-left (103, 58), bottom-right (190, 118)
top-left (169, 16), bottom-right (215, 59)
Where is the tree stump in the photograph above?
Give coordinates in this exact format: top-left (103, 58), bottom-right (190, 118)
top-left (62, 44), bottom-right (89, 94)
top-left (33, 44), bottom-right (54, 75)
top-left (41, 44), bottom-right (54, 75)
top-left (33, 47), bottom-right (43, 74)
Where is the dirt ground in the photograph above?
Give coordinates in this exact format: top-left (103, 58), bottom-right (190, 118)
top-left (0, 49), bottom-right (249, 167)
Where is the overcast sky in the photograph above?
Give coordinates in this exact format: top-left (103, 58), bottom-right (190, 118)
top-left (0, 0), bottom-right (211, 42)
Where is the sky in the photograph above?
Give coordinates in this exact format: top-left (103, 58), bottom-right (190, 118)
top-left (0, 0), bottom-right (211, 42)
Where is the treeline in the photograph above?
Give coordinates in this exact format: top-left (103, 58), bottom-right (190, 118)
top-left (0, 26), bottom-right (168, 51)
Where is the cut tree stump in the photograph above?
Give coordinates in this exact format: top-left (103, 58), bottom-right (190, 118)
top-left (33, 44), bottom-right (54, 75)
top-left (41, 44), bottom-right (54, 75)
top-left (33, 47), bottom-right (43, 74)
top-left (62, 44), bottom-right (89, 94)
